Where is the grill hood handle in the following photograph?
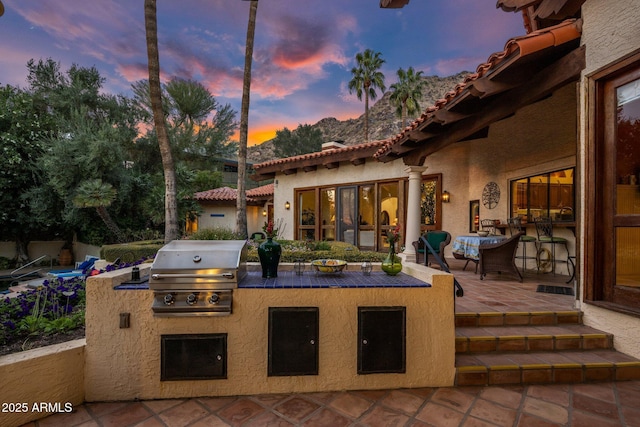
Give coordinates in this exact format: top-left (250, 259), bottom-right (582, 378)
top-left (151, 272), bottom-right (234, 280)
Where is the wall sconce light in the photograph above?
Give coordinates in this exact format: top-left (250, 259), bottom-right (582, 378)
top-left (262, 209), bottom-right (267, 217)
top-left (285, 201), bottom-right (290, 210)
top-left (442, 191), bottom-right (451, 203)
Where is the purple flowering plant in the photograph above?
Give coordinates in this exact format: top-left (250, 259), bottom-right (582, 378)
top-left (0, 256), bottom-right (152, 349)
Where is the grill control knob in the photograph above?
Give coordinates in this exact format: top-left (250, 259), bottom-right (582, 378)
top-left (163, 294), bottom-right (175, 305)
top-left (208, 293), bottom-right (220, 305)
top-left (186, 293), bottom-right (198, 305)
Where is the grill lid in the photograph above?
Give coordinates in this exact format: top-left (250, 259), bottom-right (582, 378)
top-left (149, 240), bottom-right (247, 289)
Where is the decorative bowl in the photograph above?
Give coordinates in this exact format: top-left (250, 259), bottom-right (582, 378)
top-left (311, 259), bottom-right (347, 273)
top-left (477, 231), bottom-right (489, 237)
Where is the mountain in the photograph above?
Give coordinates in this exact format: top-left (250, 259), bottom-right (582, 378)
top-left (247, 71), bottom-right (471, 164)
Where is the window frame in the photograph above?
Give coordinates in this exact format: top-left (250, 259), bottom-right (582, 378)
top-left (585, 49), bottom-right (640, 314)
top-left (508, 168), bottom-right (576, 223)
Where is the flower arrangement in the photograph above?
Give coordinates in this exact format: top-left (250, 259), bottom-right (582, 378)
top-left (386, 224), bottom-right (402, 254)
top-left (262, 218), bottom-right (285, 239)
top-left (263, 220), bottom-right (277, 239)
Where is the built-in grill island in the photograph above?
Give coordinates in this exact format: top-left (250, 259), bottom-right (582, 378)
top-left (84, 242), bottom-right (456, 400)
top-left (149, 240), bottom-right (247, 316)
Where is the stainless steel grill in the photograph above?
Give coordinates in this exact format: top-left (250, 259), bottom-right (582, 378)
top-left (149, 240), bottom-right (247, 316)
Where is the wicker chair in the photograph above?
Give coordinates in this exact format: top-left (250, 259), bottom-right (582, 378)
top-left (412, 230), bottom-right (451, 268)
top-left (478, 232), bottom-right (524, 282)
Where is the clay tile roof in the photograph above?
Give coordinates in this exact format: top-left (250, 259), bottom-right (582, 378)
top-left (373, 18), bottom-right (581, 160)
top-left (193, 183), bottom-right (274, 202)
top-left (193, 186), bottom-right (238, 201)
top-left (253, 140), bottom-right (387, 171)
top-left (246, 183), bottom-right (274, 198)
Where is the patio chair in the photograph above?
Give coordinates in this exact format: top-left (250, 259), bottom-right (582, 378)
top-left (480, 219), bottom-right (498, 235)
top-left (412, 230), bottom-right (451, 269)
top-left (507, 217), bottom-right (537, 272)
top-left (533, 217), bottom-right (570, 275)
top-left (478, 232), bottom-right (524, 282)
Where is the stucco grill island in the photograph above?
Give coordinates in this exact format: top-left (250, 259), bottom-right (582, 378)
top-left (84, 248), bottom-right (456, 400)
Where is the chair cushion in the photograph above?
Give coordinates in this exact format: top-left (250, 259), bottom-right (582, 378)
top-left (539, 236), bottom-right (567, 243)
top-left (520, 235), bottom-right (537, 242)
top-left (425, 232), bottom-right (447, 251)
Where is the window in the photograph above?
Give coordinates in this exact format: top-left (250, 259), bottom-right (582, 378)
top-left (509, 168), bottom-right (575, 223)
top-left (298, 190), bottom-right (315, 240)
top-left (379, 182), bottom-right (399, 249)
top-left (295, 180), bottom-right (401, 250)
top-left (358, 185), bottom-right (375, 249)
top-left (587, 53), bottom-right (640, 312)
top-left (320, 189), bottom-right (335, 241)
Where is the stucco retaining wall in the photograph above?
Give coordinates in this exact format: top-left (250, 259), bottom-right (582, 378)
top-left (84, 263), bottom-right (455, 401)
top-left (0, 339), bottom-right (85, 427)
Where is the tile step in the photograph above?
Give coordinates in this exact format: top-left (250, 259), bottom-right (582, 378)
top-left (455, 310), bottom-right (582, 327)
top-left (455, 350), bottom-right (640, 386)
top-left (456, 324), bottom-right (613, 354)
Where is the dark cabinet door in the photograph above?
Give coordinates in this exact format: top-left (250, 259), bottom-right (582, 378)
top-left (161, 333), bottom-right (227, 381)
top-left (358, 307), bottom-right (406, 374)
top-left (268, 307), bottom-right (319, 376)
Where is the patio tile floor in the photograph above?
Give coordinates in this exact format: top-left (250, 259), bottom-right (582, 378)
top-left (24, 258), bottom-right (640, 427)
top-left (23, 381), bottom-right (640, 426)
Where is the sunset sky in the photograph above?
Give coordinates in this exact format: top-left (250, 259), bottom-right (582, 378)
top-left (0, 1), bottom-right (525, 146)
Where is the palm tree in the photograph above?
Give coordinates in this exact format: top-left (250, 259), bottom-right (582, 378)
top-left (144, 0), bottom-right (179, 243)
top-left (236, 0), bottom-right (259, 239)
top-left (73, 179), bottom-right (126, 243)
top-left (389, 67), bottom-right (425, 129)
top-left (348, 49), bottom-right (386, 142)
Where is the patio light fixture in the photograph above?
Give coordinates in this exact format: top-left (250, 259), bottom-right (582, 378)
top-left (262, 209), bottom-right (267, 217)
top-left (285, 201), bottom-right (291, 210)
top-left (442, 191), bottom-right (451, 203)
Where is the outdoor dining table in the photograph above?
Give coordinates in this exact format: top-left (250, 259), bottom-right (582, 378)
top-left (452, 234), bottom-right (508, 261)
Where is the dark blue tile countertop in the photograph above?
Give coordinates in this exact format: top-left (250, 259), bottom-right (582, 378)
top-left (238, 270), bottom-right (430, 289)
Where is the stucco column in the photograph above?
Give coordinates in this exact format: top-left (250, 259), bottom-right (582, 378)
top-left (402, 165), bottom-right (427, 262)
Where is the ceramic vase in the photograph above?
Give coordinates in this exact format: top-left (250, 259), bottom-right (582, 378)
top-left (258, 237), bottom-right (281, 278)
top-left (381, 248), bottom-right (402, 276)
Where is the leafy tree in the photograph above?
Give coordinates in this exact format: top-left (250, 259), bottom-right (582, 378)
top-left (73, 179), bottom-right (126, 243)
top-left (237, 0), bottom-right (259, 239)
top-left (131, 78), bottom-right (237, 234)
top-left (389, 67), bottom-right (425, 129)
top-left (0, 85), bottom-right (58, 263)
top-left (144, 0), bottom-right (179, 243)
top-left (348, 49), bottom-right (386, 142)
top-left (273, 124), bottom-right (323, 158)
top-left (132, 78), bottom-right (238, 171)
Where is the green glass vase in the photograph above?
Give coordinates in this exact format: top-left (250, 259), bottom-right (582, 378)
top-left (381, 249), bottom-right (402, 276)
top-left (258, 237), bottom-right (281, 278)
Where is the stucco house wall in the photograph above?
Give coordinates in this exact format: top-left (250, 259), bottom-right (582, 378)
top-left (197, 204), bottom-right (265, 237)
top-left (578, 0), bottom-right (640, 358)
top-left (275, 83), bottom-right (577, 263)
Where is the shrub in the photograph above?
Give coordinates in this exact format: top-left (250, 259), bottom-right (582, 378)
top-left (246, 240), bottom-right (386, 263)
top-left (188, 227), bottom-right (245, 241)
top-left (100, 239), bottom-right (164, 262)
top-left (0, 256), bottom-right (14, 270)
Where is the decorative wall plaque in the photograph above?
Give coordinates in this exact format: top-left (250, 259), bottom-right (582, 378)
top-left (482, 182), bottom-right (500, 209)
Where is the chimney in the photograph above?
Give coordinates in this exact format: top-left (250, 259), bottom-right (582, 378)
top-left (321, 141), bottom-right (347, 151)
